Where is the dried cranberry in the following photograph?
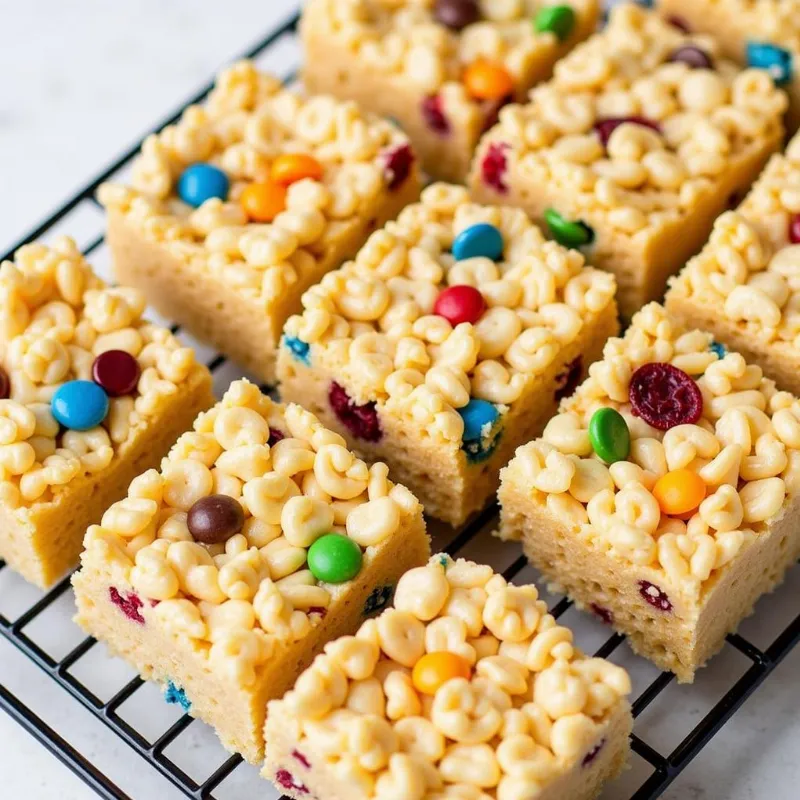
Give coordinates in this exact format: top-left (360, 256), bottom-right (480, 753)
top-left (789, 213), bottom-right (800, 244)
top-left (639, 580), bottom-right (673, 612)
top-left (109, 587), bottom-right (145, 625)
top-left (481, 141), bottom-right (509, 194)
top-left (292, 750), bottom-right (311, 769)
top-left (594, 116), bottom-right (661, 148)
top-left (590, 603), bottom-right (613, 625)
top-left (421, 95), bottom-right (450, 135)
top-left (328, 382), bottom-right (382, 442)
top-left (629, 362), bottom-right (702, 431)
top-left (582, 739), bottom-right (606, 767)
top-left (381, 143), bottom-right (415, 190)
top-left (268, 427), bottom-right (285, 444)
top-left (665, 14), bottom-right (691, 33)
top-left (554, 355), bottom-right (582, 401)
top-left (275, 769), bottom-right (309, 795)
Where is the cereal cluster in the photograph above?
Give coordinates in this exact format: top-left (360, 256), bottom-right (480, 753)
top-left (669, 135), bottom-right (800, 341)
top-left (98, 61), bottom-right (412, 312)
top-left (476, 4), bottom-right (787, 235)
top-left (272, 555), bottom-right (631, 799)
top-left (80, 380), bottom-right (422, 687)
top-left (507, 303), bottom-right (800, 593)
top-left (283, 183), bottom-right (615, 446)
top-left (0, 237), bottom-right (199, 508)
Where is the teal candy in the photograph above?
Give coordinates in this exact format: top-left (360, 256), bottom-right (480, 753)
top-left (178, 163), bottom-right (230, 207)
top-left (452, 223), bottom-right (504, 261)
top-left (308, 534), bottom-right (363, 583)
top-left (458, 398), bottom-right (499, 442)
top-left (746, 41), bottom-right (792, 85)
top-left (588, 407), bottom-right (630, 464)
top-left (52, 380), bottom-right (109, 431)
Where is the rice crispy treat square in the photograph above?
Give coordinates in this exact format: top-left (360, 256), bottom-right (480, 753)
top-left (263, 554), bottom-right (633, 800)
top-left (99, 61), bottom-right (421, 385)
top-left (470, 4), bottom-right (787, 319)
top-left (72, 379), bottom-right (431, 763)
top-left (276, 183), bottom-right (619, 526)
top-left (498, 302), bottom-right (800, 682)
top-left (300, 0), bottom-right (600, 183)
top-left (0, 237), bottom-right (213, 588)
top-left (657, 0), bottom-right (800, 132)
top-left (666, 132), bottom-right (800, 394)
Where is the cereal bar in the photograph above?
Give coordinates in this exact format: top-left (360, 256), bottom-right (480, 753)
top-left (99, 61), bottom-right (421, 384)
top-left (277, 183), bottom-right (619, 526)
top-left (72, 379), bottom-right (430, 763)
top-left (264, 554), bottom-right (633, 800)
top-left (499, 302), bottom-right (800, 681)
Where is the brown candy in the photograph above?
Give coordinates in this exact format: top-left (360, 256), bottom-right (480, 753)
top-left (667, 45), bottom-right (713, 70)
top-left (187, 494), bottom-right (245, 545)
top-left (434, 0), bottom-right (479, 31)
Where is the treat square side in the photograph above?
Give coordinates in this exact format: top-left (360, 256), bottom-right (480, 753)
top-left (498, 302), bottom-right (800, 682)
top-left (0, 237), bottom-right (214, 588)
top-left (264, 554), bottom-right (633, 800)
top-left (666, 132), bottom-right (800, 395)
top-left (470, 3), bottom-right (787, 318)
top-left (72, 379), bottom-right (430, 763)
top-left (657, 0), bottom-right (800, 131)
top-left (277, 182), bottom-right (619, 526)
top-left (100, 61), bottom-right (421, 385)
top-left (300, 0), bottom-right (601, 182)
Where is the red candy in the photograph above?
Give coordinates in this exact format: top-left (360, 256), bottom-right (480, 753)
top-left (481, 141), bottom-right (509, 194)
top-left (92, 350), bottom-right (141, 397)
top-left (434, 285), bottom-right (486, 326)
top-left (594, 116), bottom-right (661, 148)
top-left (329, 381), bottom-right (382, 442)
top-left (381, 143), bottom-right (414, 190)
top-left (789, 213), bottom-right (800, 244)
top-left (629, 362), bottom-right (703, 431)
top-left (421, 94), bottom-right (450, 135)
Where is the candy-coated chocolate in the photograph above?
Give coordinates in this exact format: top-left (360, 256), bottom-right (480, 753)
top-left (746, 41), bottom-right (792, 85)
top-left (412, 651), bottom-right (472, 694)
top-left (534, 4), bottom-right (576, 41)
top-left (458, 398), bottom-right (499, 442)
top-left (594, 116), bottom-right (661, 147)
top-left (789, 213), bottom-right (800, 244)
top-left (187, 494), bottom-right (245, 545)
top-left (51, 380), bottom-right (109, 431)
top-left (451, 222), bottom-right (504, 261)
top-left (668, 45), bottom-right (713, 70)
top-left (270, 153), bottom-right (324, 186)
top-left (434, 285), bottom-right (486, 326)
top-left (240, 181), bottom-right (287, 222)
top-left (588, 407), bottom-right (630, 464)
top-left (653, 469), bottom-right (706, 516)
top-left (307, 533), bottom-right (363, 583)
top-left (92, 350), bottom-right (141, 397)
top-left (0, 366), bottom-right (9, 400)
top-left (629, 362), bottom-right (702, 431)
top-left (433, 0), bottom-right (479, 31)
top-left (544, 208), bottom-right (594, 249)
top-left (177, 163), bottom-right (229, 208)
top-left (463, 59), bottom-right (515, 101)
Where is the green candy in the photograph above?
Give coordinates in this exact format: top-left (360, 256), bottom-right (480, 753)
top-left (534, 4), bottom-right (576, 41)
top-left (589, 407), bottom-right (630, 464)
top-left (308, 533), bottom-right (363, 584)
top-left (544, 208), bottom-right (594, 249)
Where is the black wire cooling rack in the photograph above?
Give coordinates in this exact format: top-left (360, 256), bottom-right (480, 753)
top-left (1, 8), bottom-right (799, 800)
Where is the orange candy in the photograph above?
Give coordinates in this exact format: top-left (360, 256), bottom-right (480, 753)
top-left (412, 651), bottom-right (472, 695)
top-left (270, 153), bottom-right (324, 186)
top-left (653, 469), bottom-right (706, 516)
top-left (463, 59), bottom-right (515, 100)
top-left (240, 181), bottom-right (287, 222)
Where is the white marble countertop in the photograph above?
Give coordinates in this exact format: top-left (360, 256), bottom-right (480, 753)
top-left (0, 2), bottom-right (799, 799)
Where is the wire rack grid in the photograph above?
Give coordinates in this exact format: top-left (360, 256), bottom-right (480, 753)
top-left (1, 9), bottom-right (799, 800)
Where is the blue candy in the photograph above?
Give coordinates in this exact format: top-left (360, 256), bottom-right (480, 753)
top-left (164, 681), bottom-right (191, 712)
top-left (746, 42), bottom-right (793, 85)
top-left (458, 398), bottom-right (499, 441)
top-left (709, 340), bottom-right (727, 360)
top-left (283, 335), bottom-right (311, 365)
top-left (52, 380), bottom-right (109, 431)
top-left (178, 163), bottom-right (230, 207)
top-left (452, 223), bottom-right (504, 262)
